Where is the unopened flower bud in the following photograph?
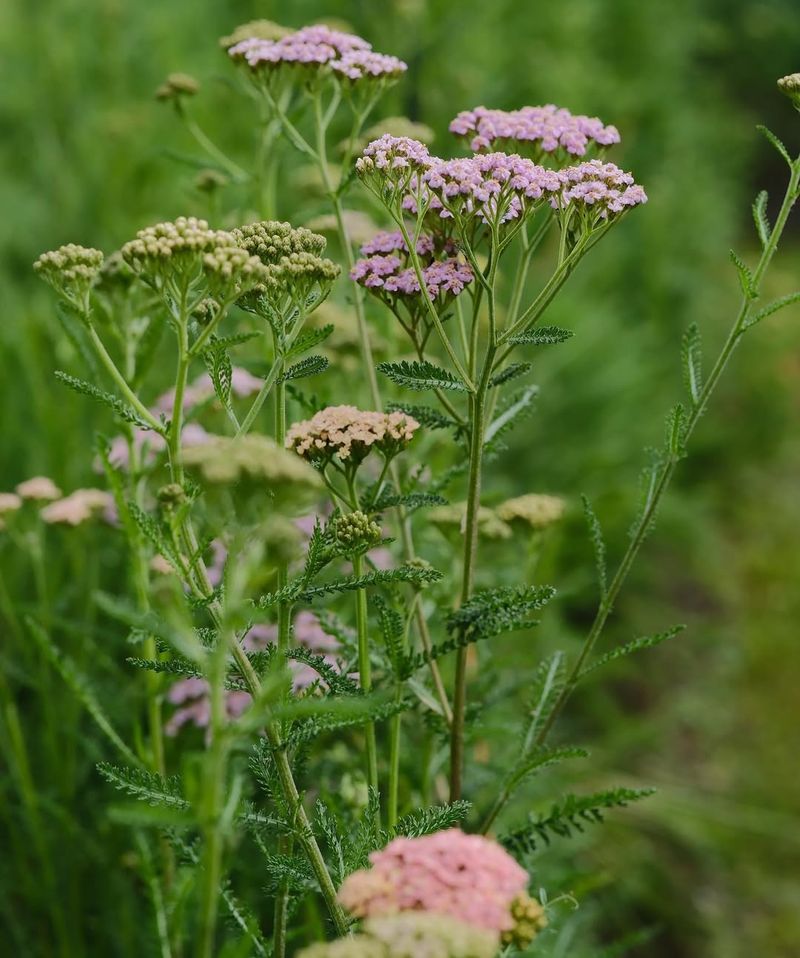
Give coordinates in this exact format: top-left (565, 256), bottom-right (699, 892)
top-left (335, 510), bottom-right (381, 554)
top-left (778, 73), bottom-right (800, 109)
top-left (157, 483), bottom-right (185, 506)
top-left (155, 72), bottom-right (199, 102)
top-left (501, 893), bottom-right (548, 949)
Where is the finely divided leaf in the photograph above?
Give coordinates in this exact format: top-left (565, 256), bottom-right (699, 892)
top-left (744, 290), bottom-right (800, 329)
top-left (281, 355), bottom-right (329, 382)
top-left (55, 370), bottom-right (155, 430)
top-left (581, 625), bottom-right (685, 676)
top-left (752, 190), bottom-right (771, 248)
top-left (681, 322), bottom-right (703, 405)
top-left (489, 362), bottom-right (532, 389)
top-left (377, 360), bottom-right (469, 392)
top-left (507, 326), bottom-right (574, 346)
top-left (582, 496), bottom-right (607, 599)
top-left (757, 124), bottom-right (793, 167)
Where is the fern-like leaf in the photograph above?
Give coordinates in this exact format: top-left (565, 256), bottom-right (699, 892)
top-left (752, 189), bottom-right (771, 248)
top-left (581, 625), bottom-right (685, 676)
top-left (582, 496), bottom-right (607, 599)
top-left (54, 370), bottom-right (155, 430)
top-left (377, 359), bottom-right (468, 392)
top-left (391, 801), bottom-right (471, 838)
top-left (488, 362), bottom-right (532, 389)
top-left (507, 326), bottom-right (574, 346)
top-left (281, 354), bottom-right (329, 382)
top-left (681, 322), bottom-right (703, 406)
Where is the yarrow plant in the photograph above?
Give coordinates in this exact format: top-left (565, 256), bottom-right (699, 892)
top-left (25, 15), bottom-right (800, 957)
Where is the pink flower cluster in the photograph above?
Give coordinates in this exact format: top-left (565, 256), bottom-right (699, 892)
top-left (166, 611), bottom-right (342, 736)
top-left (355, 135), bottom-right (434, 182)
top-left (286, 405), bottom-right (419, 465)
top-left (403, 152), bottom-right (564, 226)
top-left (337, 829), bottom-right (529, 933)
top-left (229, 25), bottom-right (406, 82)
top-left (450, 104), bottom-right (620, 157)
top-left (351, 230), bottom-right (473, 301)
top-left (555, 159), bottom-right (648, 220)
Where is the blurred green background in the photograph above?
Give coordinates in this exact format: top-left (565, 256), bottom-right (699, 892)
top-left (2, 0), bottom-right (799, 955)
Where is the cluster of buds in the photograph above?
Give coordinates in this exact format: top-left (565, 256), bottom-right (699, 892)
top-left (501, 893), bottom-right (548, 949)
top-left (33, 244), bottom-right (104, 313)
top-left (778, 72), bottom-right (800, 110)
top-left (219, 19), bottom-right (290, 50)
top-left (286, 405), bottom-right (419, 468)
top-left (334, 510), bottom-right (382, 555)
top-left (154, 72), bottom-right (199, 103)
top-left (182, 433), bottom-right (322, 493)
top-left (355, 135), bottom-right (435, 204)
top-left (232, 221), bottom-right (339, 317)
top-left (450, 104), bottom-right (620, 160)
top-left (228, 24), bottom-right (406, 89)
top-left (351, 229), bottom-right (473, 328)
top-left (120, 217), bottom-right (270, 303)
top-left (496, 493), bottom-right (565, 530)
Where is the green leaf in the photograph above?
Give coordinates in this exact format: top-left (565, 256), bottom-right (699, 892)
top-left (665, 403), bottom-right (687, 458)
top-left (377, 359), bottom-right (468, 392)
top-left (286, 324), bottom-right (334, 359)
top-left (752, 190), bottom-right (771, 248)
top-left (484, 385), bottom-right (538, 447)
top-left (507, 326), bottom-right (574, 346)
top-left (201, 337), bottom-right (233, 410)
top-left (98, 762), bottom-right (187, 809)
top-left (582, 496), bottom-right (607, 599)
top-left (518, 651), bottom-right (566, 750)
top-left (373, 595), bottom-right (405, 675)
top-left (505, 746), bottom-right (589, 792)
top-left (299, 563), bottom-right (443, 600)
top-left (391, 801), bottom-right (472, 838)
top-left (757, 124), bottom-right (793, 167)
top-left (581, 625), bottom-right (686, 676)
top-left (681, 323), bottom-right (703, 406)
top-left (281, 354), bottom-right (329, 382)
top-left (385, 401), bottom-right (460, 431)
top-left (744, 290), bottom-right (800, 329)
top-left (488, 361), bottom-right (532, 389)
top-left (502, 786), bottom-right (656, 854)
top-left (27, 619), bottom-right (140, 766)
top-left (54, 370), bottom-right (155, 430)
top-left (446, 585), bottom-right (556, 643)
top-left (729, 249), bottom-right (755, 300)
top-left (371, 490), bottom-right (448, 512)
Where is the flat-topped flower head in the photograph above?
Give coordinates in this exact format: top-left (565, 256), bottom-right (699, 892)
top-left (40, 489), bottom-right (113, 526)
top-left (120, 217), bottom-right (270, 301)
top-left (233, 221), bottom-right (338, 314)
top-left (228, 24), bottom-right (405, 90)
top-left (553, 159), bottom-right (647, 229)
top-left (16, 477), bottom-right (62, 501)
top-left (353, 117), bottom-right (436, 157)
top-left (364, 913), bottom-right (499, 958)
top-left (286, 405), bottom-right (419, 467)
top-left (0, 492), bottom-right (22, 515)
top-left (352, 229), bottom-right (473, 328)
top-left (183, 433), bottom-right (322, 492)
top-left (334, 510), bottom-right (382, 555)
top-left (450, 104), bottom-right (620, 160)
top-left (34, 244), bottom-right (104, 311)
top-left (337, 828), bottom-right (528, 933)
top-left (220, 19), bottom-right (291, 50)
top-left (356, 136), bottom-right (434, 199)
top-left (403, 152), bottom-right (563, 232)
top-left (496, 493), bottom-right (565, 529)
top-left (155, 72), bottom-right (199, 102)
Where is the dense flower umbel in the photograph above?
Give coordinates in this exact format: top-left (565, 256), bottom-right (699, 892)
top-left (232, 221), bottom-right (339, 311)
top-left (121, 217), bottom-right (270, 300)
top-left (33, 244), bottom-right (104, 309)
top-left (402, 152), bottom-right (564, 228)
top-left (356, 136), bottom-right (435, 201)
top-left (352, 229), bottom-right (473, 318)
top-left (334, 510), bottom-right (382, 554)
top-left (182, 433), bottom-right (322, 491)
top-left (554, 159), bottom-right (648, 226)
top-left (450, 104), bottom-right (620, 158)
top-left (219, 19), bottom-right (291, 50)
top-left (155, 72), bottom-right (199, 102)
top-left (298, 913), bottom-right (498, 958)
top-left (778, 73), bottom-right (800, 109)
top-left (16, 477), bottom-right (62, 501)
top-left (40, 489), bottom-right (114, 526)
top-left (286, 405), bottom-right (419, 466)
top-left (496, 493), bottom-right (565, 529)
top-left (337, 828), bottom-right (528, 933)
top-left (501, 893), bottom-right (548, 949)
top-left (228, 24), bottom-right (406, 84)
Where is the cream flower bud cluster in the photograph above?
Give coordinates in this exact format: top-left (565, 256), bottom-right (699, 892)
top-left (33, 244), bottom-right (104, 303)
top-left (286, 405), bottom-right (419, 465)
top-left (334, 510), bottom-right (382, 552)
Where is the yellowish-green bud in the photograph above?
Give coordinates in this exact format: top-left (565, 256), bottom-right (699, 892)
top-left (778, 73), bottom-right (800, 109)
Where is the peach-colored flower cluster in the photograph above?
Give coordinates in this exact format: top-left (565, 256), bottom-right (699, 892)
top-left (337, 829), bottom-right (528, 934)
top-left (40, 489), bottom-right (114, 526)
top-left (286, 405), bottom-right (419, 465)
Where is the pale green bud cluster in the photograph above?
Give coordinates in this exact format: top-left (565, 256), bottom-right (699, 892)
top-left (232, 221), bottom-right (328, 264)
top-left (33, 244), bottom-right (104, 309)
top-left (220, 19), bottom-right (291, 51)
top-left (334, 510), bottom-right (381, 553)
top-left (501, 893), bottom-right (548, 949)
top-left (155, 72), bottom-right (199, 101)
top-left (183, 434), bottom-right (322, 489)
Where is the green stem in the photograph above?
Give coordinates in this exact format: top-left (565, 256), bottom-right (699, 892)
top-left (352, 549), bottom-right (380, 826)
top-left (178, 106), bottom-right (249, 182)
top-left (387, 689), bottom-right (402, 829)
top-left (449, 345), bottom-right (496, 800)
top-left (86, 324), bottom-right (165, 433)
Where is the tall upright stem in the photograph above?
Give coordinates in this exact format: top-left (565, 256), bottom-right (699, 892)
top-left (449, 347), bottom-right (495, 800)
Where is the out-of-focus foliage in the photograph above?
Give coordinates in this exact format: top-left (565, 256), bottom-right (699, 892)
top-left (1, 1), bottom-right (799, 956)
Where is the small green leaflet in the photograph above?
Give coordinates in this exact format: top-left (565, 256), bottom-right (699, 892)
top-left (377, 360), bottom-right (468, 392)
